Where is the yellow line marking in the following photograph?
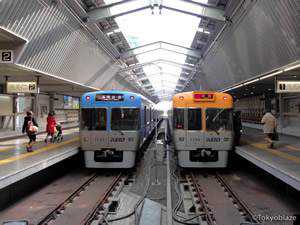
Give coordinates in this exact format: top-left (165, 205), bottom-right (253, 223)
top-left (0, 143), bottom-right (28, 152)
top-left (0, 137), bottom-right (80, 166)
top-left (247, 142), bottom-right (300, 164)
top-left (0, 132), bottom-right (79, 153)
top-left (286, 145), bottom-right (300, 151)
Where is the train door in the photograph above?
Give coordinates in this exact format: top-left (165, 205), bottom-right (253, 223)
top-left (186, 108), bottom-right (204, 148)
top-left (144, 106), bottom-right (147, 139)
top-left (172, 108), bottom-right (185, 150)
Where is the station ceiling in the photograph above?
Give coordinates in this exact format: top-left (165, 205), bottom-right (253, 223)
top-left (81, 0), bottom-right (232, 101)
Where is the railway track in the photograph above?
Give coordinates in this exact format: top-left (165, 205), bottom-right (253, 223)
top-left (37, 172), bottom-right (125, 225)
top-left (184, 172), bottom-right (261, 225)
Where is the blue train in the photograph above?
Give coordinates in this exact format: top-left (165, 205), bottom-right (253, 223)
top-left (80, 90), bottom-right (158, 168)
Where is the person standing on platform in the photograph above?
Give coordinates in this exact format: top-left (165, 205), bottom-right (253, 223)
top-left (22, 111), bottom-right (38, 152)
top-left (45, 111), bottom-right (57, 143)
top-left (261, 110), bottom-right (277, 148)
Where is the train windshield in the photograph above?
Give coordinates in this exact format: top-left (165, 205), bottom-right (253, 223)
top-left (188, 108), bottom-right (202, 130)
top-left (173, 108), bottom-right (184, 129)
top-left (206, 108), bottom-right (232, 132)
top-left (111, 108), bottom-right (140, 130)
top-left (81, 108), bottom-right (107, 130)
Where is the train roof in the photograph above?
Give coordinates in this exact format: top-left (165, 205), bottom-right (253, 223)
top-left (172, 91), bottom-right (233, 108)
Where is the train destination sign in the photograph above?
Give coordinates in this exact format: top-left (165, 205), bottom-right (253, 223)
top-left (6, 81), bottom-right (37, 94)
top-left (95, 94), bottom-right (124, 101)
top-left (277, 81), bottom-right (300, 93)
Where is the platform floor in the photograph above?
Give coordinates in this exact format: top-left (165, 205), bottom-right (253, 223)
top-left (0, 128), bottom-right (79, 189)
top-left (236, 127), bottom-right (300, 191)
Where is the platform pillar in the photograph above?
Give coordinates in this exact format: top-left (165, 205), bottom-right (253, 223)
top-left (49, 93), bottom-right (55, 112)
top-left (278, 93), bottom-right (284, 128)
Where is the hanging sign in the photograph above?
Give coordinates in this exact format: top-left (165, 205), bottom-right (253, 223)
top-left (277, 81), bottom-right (300, 93)
top-left (6, 81), bottom-right (37, 93)
top-left (0, 50), bottom-right (14, 63)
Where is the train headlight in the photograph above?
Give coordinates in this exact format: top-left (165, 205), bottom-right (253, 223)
top-left (179, 96), bottom-right (184, 100)
top-left (130, 96), bottom-right (135, 100)
top-left (86, 95), bottom-right (90, 101)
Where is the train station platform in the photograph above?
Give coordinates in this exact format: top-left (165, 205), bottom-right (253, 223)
top-left (0, 128), bottom-right (79, 190)
top-left (0, 122), bottom-right (78, 142)
top-left (235, 127), bottom-right (300, 191)
top-left (242, 122), bottom-right (300, 138)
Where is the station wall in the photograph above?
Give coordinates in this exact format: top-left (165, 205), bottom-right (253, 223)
top-left (235, 93), bottom-right (300, 132)
top-left (0, 92), bottom-right (78, 133)
top-left (190, 0), bottom-right (299, 91)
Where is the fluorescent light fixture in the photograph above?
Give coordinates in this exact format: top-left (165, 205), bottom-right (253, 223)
top-left (260, 70), bottom-right (283, 80)
top-left (197, 27), bottom-right (210, 34)
top-left (235, 84), bottom-right (244, 89)
top-left (283, 63), bottom-right (300, 72)
top-left (243, 78), bottom-right (259, 85)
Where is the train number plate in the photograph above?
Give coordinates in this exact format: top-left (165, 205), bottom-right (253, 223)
top-left (190, 149), bottom-right (218, 162)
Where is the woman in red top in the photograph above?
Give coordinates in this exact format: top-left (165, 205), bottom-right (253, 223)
top-left (45, 111), bottom-right (57, 143)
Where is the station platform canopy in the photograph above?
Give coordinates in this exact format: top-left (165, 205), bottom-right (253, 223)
top-left (83, 0), bottom-right (230, 101)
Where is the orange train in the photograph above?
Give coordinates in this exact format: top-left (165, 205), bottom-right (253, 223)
top-left (169, 91), bottom-right (234, 168)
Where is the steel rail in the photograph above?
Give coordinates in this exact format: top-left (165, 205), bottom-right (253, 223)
top-left (37, 173), bottom-right (98, 225)
top-left (215, 172), bottom-right (260, 224)
top-left (189, 173), bottom-right (215, 225)
top-left (81, 173), bottom-right (124, 225)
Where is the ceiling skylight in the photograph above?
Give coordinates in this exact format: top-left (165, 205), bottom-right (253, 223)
top-left (105, 0), bottom-right (208, 99)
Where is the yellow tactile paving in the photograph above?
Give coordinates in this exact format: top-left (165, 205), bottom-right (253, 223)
top-left (246, 141), bottom-right (300, 164)
top-left (286, 145), bottom-right (300, 151)
top-left (0, 137), bottom-right (79, 166)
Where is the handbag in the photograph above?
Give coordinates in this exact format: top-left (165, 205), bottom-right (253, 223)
top-left (272, 129), bottom-right (279, 141)
top-left (27, 119), bottom-right (38, 133)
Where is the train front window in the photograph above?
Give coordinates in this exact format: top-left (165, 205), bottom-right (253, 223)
top-left (173, 108), bottom-right (184, 129)
top-left (188, 109), bottom-right (202, 130)
top-left (81, 108), bottom-right (107, 130)
top-left (111, 108), bottom-right (140, 130)
top-left (206, 108), bottom-right (232, 132)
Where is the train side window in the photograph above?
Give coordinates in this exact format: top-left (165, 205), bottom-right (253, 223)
top-left (188, 109), bottom-right (202, 130)
top-left (81, 108), bottom-right (106, 131)
top-left (173, 108), bottom-right (184, 129)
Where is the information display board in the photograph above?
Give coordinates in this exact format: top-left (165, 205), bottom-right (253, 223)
top-left (6, 82), bottom-right (37, 94)
top-left (277, 81), bottom-right (300, 93)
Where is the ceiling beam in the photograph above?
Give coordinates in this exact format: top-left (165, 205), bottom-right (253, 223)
top-left (137, 72), bottom-right (187, 80)
top-left (120, 41), bottom-right (202, 59)
top-left (94, 0), bottom-right (138, 9)
top-left (87, 2), bottom-right (225, 23)
top-left (162, 5), bottom-right (225, 22)
top-left (87, 4), bottom-right (151, 23)
top-left (118, 59), bottom-right (196, 73)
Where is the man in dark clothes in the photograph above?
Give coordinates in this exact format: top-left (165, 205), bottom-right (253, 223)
top-left (233, 111), bottom-right (242, 146)
top-left (22, 111), bottom-right (38, 152)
